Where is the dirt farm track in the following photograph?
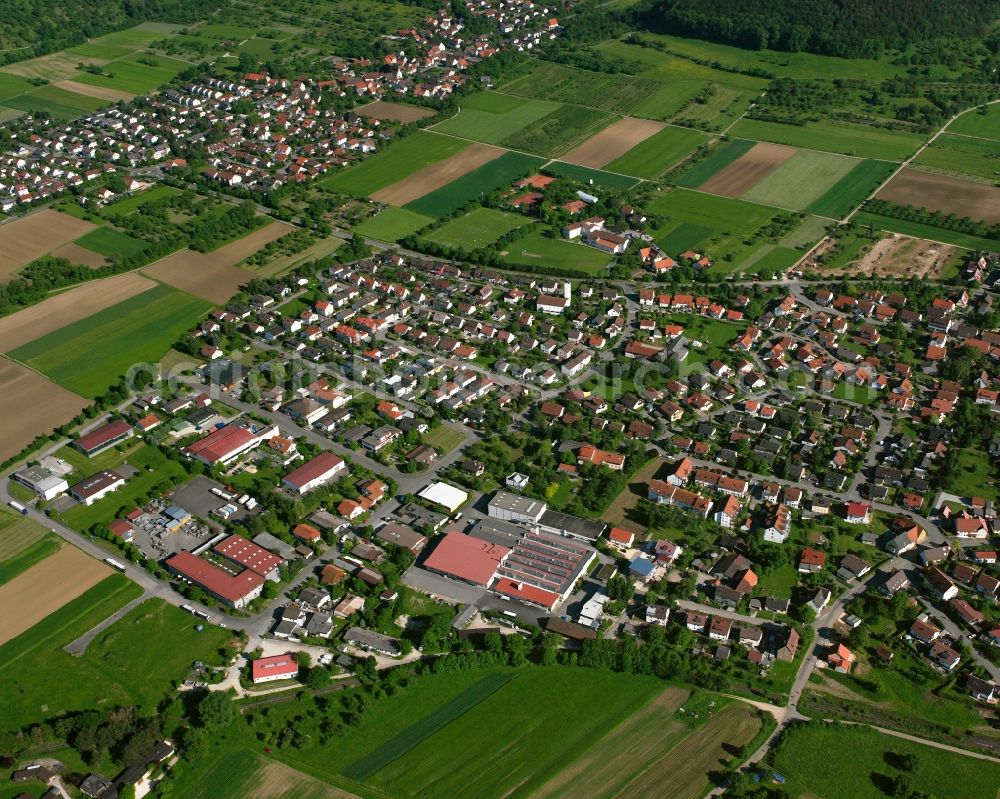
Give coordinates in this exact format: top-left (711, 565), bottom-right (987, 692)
top-left (560, 117), bottom-right (665, 169)
top-left (876, 167), bottom-right (1000, 225)
top-left (0, 543), bottom-right (110, 645)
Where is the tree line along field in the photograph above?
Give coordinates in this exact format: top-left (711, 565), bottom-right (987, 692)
top-left (728, 118), bottom-right (925, 161)
top-left (542, 160), bottom-right (639, 190)
top-left (8, 282), bottom-right (212, 398)
top-left (320, 132), bottom-right (470, 197)
top-left (772, 722), bottom-right (1000, 799)
top-left (1, 589), bottom-right (232, 729)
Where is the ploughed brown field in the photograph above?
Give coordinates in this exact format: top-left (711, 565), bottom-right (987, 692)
top-left (0, 356), bottom-right (87, 464)
top-left (0, 210), bottom-right (96, 281)
top-left (876, 167), bottom-right (1000, 225)
top-left (53, 79), bottom-right (133, 102)
top-left (357, 100), bottom-right (435, 123)
top-left (0, 271), bottom-right (156, 351)
top-left (371, 143), bottom-right (505, 206)
top-left (0, 543), bottom-right (110, 645)
top-left (699, 142), bottom-right (797, 197)
top-left (50, 242), bottom-right (109, 268)
top-left (560, 117), bottom-right (665, 169)
top-left (142, 221), bottom-right (295, 304)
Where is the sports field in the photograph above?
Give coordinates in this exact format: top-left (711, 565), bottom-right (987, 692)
top-left (320, 133), bottom-right (470, 196)
top-left (0, 544), bottom-right (110, 644)
top-left (773, 723), bottom-right (1000, 799)
top-left (876, 167), bottom-right (1000, 225)
top-left (423, 208), bottom-right (534, 249)
top-left (503, 232), bottom-right (612, 274)
top-left (433, 93), bottom-right (561, 145)
top-left (0, 356), bottom-right (88, 463)
top-left (352, 207), bottom-right (434, 242)
top-left (1, 589), bottom-right (235, 729)
top-left (729, 118), bottom-right (925, 161)
top-left (404, 151), bottom-right (544, 217)
top-left (605, 126), bottom-right (709, 179)
top-left (9, 284), bottom-right (212, 397)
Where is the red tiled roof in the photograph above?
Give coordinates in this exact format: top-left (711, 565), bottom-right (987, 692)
top-left (251, 654), bottom-right (298, 681)
top-left (166, 551), bottom-right (264, 603)
top-left (423, 533), bottom-right (508, 586)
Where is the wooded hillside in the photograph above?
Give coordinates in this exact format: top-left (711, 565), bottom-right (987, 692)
top-left (633, 0), bottom-right (1000, 58)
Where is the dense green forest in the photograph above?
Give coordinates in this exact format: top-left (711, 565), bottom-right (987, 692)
top-left (0, 0), bottom-right (220, 65)
top-left (632, 0), bottom-right (1000, 58)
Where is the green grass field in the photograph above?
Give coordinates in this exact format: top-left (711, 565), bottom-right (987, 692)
top-left (729, 118), bottom-right (925, 161)
top-left (2, 590), bottom-right (231, 729)
top-left (168, 749), bottom-right (350, 799)
top-left (914, 133), bottom-right (1000, 181)
top-left (853, 211), bottom-right (996, 250)
top-left (320, 132), bottom-right (469, 196)
top-left (806, 159), bottom-right (897, 218)
top-left (61, 444), bottom-right (187, 530)
top-left (65, 42), bottom-right (134, 60)
top-left (75, 53), bottom-right (191, 94)
top-left (352, 207), bottom-right (433, 242)
top-left (594, 39), bottom-right (766, 91)
top-left (9, 284), bottom-right (212, 398)
top-left (0, 535), bottom-right (61, 586)
top-left (424, 425), bottom-right (465, 454)
top-left (0, 574), bottom-right (143, 727)
top-left (433, 94), bottom-right (561, 145)
top-left (405, 152), bottom-right (545, 218)
top-left (0, 73), bottom-right (34, 102)
top-left (605, 126), bottom-right (710, 179)
top-left (773, 723), bottom-right (1000, 799)
top-left (542, 160), bottom-right (639, 190)
top-left (0, 504), bottom-right (49, 561)
top-left (948, 104), bottom-right (1000, 141)
top-left (674, 138), bottom-right (756, 187)
top-left (75, 226), bottom-right (149, 258)
top-left (502, 232), bottom-right (612, 274)
top-left (423, 207), bottom-right (533, 249)
top-left (945, 448), bottom-right (998, 501)
top-left (501, 105), bottom-right (615, 158)
top-left (3, 84), bottom-right (107, 119)
top-left (741, 150), bottom-right (858, 210)
top-left (283, 667), bottom-right (667, 798)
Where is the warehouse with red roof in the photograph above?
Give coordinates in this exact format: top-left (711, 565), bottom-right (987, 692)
top-left (182, 422), bottom-right (277, 466)
top-left (165, 551), bottom-right (264, 608)
top-left (214, 534), bottom-right (283, 580)
top-left (422, 532), bottom-right (510, 587)
top-left (74, 419), bottom-right (133, 457)
top-left (282, 451), bottom-right (346, 494)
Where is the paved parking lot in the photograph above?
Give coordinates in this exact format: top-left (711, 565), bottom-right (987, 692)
top-left (170, 475), bottom-right (253, 522)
